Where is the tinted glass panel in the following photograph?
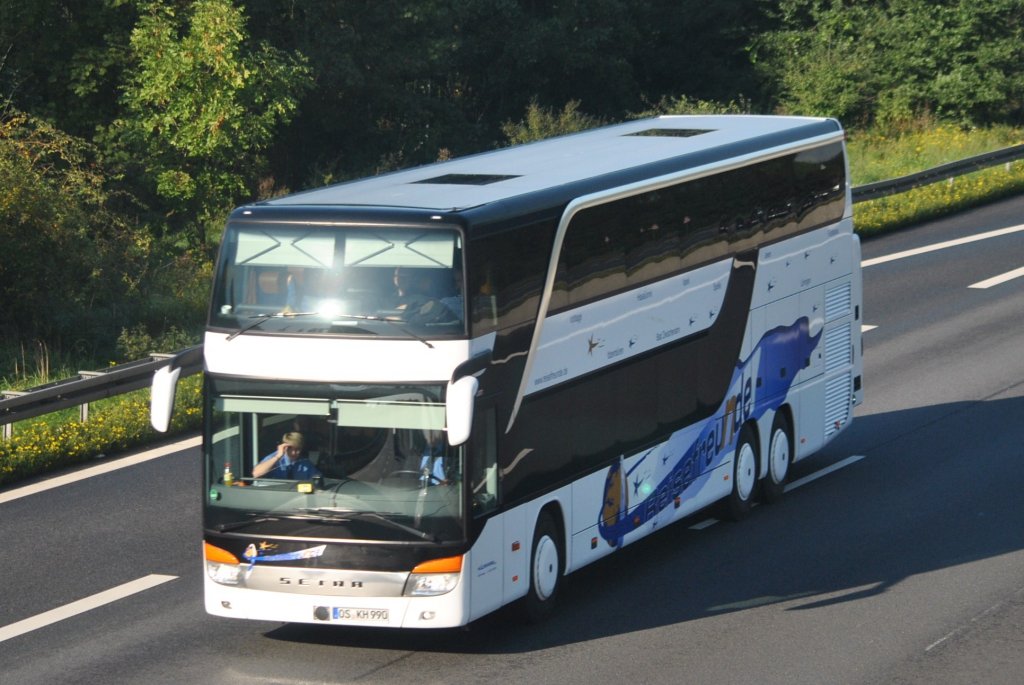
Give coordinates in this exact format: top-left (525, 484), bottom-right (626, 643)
top-left (210, 223), bottom-right (466, 339)
top-left (468, 219), bottom-right (556, 335)
top-left (555, 142), bottom-right (845, 310)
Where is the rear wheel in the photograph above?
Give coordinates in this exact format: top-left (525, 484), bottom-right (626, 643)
top-left (522, 511), bottom-right (563, 623)
top-left (725, 424), bottom-right (759, 521)
top-left (762, 412), bottom-right (793, 504)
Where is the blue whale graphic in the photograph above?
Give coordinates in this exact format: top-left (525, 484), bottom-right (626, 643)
top-left (598, 317), bottom-right (821, 547)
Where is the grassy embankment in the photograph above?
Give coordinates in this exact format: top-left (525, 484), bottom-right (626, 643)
top-left (850, 124), bottom-right (1024, 235)
top-left (1, 124), bottom-right (1023, 487)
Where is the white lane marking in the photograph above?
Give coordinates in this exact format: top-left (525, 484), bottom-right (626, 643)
top-left (0, 435), bottom-right (201, 506)
top-left (785, 455), bottom-right (865, 492)
top-left (862, 324), bottom-right (878, 333)
top-left (924, 586), bottom-right (1024, 652)
top-left (968, 265), bottom-right (1024, 290)
top-left (0, 574), bottom-right (177, 643)
top-left (689, 519), bottom-right (718, 530)
top-left (688, 454), bottom-right (865, 529)
top-left (861, 224), bottom-right (1024, 268)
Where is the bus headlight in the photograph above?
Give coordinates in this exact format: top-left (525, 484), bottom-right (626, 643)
top-left (204, 541), bottom-right (244, 586)
top-left (403, 555), bottom-right (462, 597)
top-left (206, 560), bottom-right (245, 586)
top-left (405, 572), bottom-right (459, 596)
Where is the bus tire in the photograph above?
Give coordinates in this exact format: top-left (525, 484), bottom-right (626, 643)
top-left (762, 411), bottom-right (792, 505)
top-left (522, 510), bottom-right (564, 623)
top-left (725, 423), bottom-right (759, 521)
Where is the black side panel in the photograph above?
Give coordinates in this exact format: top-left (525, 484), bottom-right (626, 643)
top-left (499, 254), bottom-right (757, 505)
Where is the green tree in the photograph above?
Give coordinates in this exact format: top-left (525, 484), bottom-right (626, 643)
top-left (0, 108), bottom-right (150, 355)
top-left (501, 100), bottom-right (606, 145)
top-left (110, 0), bottom-right (312, 248)
top-left (244, 0), bottom-right (771, 189)
top-left (754, 0), bottom-right (1024, 128)
top-left (245, 0), bottom-right (475, 185)
top-left (0, 1), bottom-right (136, 138)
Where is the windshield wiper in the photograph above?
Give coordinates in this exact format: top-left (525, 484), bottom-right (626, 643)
top-left (225, 311), bottom-right (317, 339)
top-left (227, 310), bottom-right (433, 348)
top-left (214, 515), bottom-right (281, 532)
top-left (301, 507), bottom-right (439, 542)
top-left (326, 313), bottom-right (434, 349)
top-left (213, 511), bottom-right (357, 533)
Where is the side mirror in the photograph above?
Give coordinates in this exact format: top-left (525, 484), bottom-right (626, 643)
top-left (445, 375), bottom-right (478, 447)
top-left (150, 365), bottom-right (182, 433)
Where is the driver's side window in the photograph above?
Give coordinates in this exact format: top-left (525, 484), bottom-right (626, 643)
top-left (470, 408), bottom-right (498, 515)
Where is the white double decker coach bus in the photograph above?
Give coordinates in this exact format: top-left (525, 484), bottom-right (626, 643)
top-left (151, 115), bottom-right (863, 628)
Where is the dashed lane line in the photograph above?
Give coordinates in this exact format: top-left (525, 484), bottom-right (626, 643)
top-left (0, 574), bottom-right (178, 643)
top-left (689, 455), bottom-right (865, 530)
top-left (861, 223), bottom-right (1024, 268)
top-left (968, 265), bottom-right (1024, 290)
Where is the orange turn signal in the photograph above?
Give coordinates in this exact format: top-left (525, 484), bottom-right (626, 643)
top-left (204, 541), bottom-right (240, 564)
top-left (411, 555), bottom-right (463, 574)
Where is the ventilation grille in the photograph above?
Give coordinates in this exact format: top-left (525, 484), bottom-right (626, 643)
top-left (825, 373), bottom-right (852, 438)
top-left (825, 282), bottom-right (852, 322)
top-left (824, 323), bottom-right (851, 373)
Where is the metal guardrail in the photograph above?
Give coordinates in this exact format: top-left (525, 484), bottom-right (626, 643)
top-left (1, 144), bottom-right (1022, 438)
top-left (852, 143), bottom-right (1024, 203)
top-left (0, 346), bottom-right (202, 439)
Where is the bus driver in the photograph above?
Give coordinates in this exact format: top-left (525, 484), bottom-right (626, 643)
top-left (253, 432), bottom-right (321, 479)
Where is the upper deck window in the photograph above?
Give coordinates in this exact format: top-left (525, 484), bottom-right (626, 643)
top-left (210, 223), bottom-right (466, 339)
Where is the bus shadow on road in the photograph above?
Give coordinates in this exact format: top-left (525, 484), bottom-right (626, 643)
top-left (266, 393), bottom-right (1024, 654)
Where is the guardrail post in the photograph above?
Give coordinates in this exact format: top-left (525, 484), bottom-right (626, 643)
top-left (2, 390), bottom-right (27, 440)
top-left (79, 371), bottom-right (102, 424)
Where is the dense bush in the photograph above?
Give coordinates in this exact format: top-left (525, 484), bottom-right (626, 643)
top-left (754, 0), bottom-right (1024, 129)
top-left (0, 111), bottom-right (149, 350)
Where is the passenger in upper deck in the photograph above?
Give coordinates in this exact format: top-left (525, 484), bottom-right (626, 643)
top-left (389, 267), bottom-right (461, 325)
top-left (438, 270), bottom-right (464, 322)
top-left (391, 267), bottom-right (430, 308)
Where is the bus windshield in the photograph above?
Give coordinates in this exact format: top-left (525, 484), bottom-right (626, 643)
top-left (210, 223), bottom-right (465, 338)
top-left (204, 380), bottom-right (464, 543)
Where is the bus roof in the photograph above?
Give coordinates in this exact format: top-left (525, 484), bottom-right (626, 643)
top-left (262, 115), bottom-right (842, 213)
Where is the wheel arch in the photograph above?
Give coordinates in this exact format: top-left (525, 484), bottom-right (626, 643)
top-left (741, 417), bottom-right (762, 468)
top-left (520, 497), bottom-right (569, 622)
top-left (531, 499), bottom-right (567, 568)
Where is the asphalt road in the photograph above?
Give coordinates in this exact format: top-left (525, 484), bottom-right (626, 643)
top-left (2, 195), bottom-right (1023, 684)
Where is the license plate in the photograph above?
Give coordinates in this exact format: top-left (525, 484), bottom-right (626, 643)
top-left (332, 607), bottom-right (389, 623)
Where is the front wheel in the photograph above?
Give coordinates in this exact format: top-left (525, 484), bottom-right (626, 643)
top-left (725, 424), bottom-right (759, 521)
top-left (522, 511), bottom-right (564, 623)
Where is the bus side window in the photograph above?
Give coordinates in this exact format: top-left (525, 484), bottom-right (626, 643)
top-left (470, 407), bottom-right (498, 515)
